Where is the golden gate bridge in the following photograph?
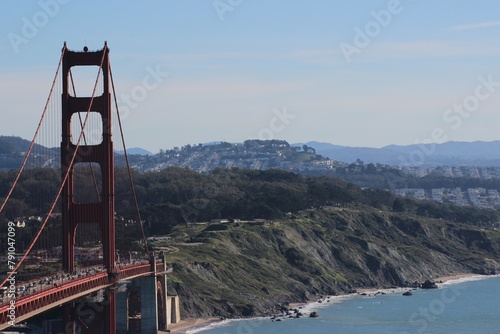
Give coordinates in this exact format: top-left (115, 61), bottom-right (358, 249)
top-left (0, 43), bottom-right (176, 333)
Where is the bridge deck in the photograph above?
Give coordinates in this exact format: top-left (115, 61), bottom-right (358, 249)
top-left (0, 262), bottom-right (154, 330)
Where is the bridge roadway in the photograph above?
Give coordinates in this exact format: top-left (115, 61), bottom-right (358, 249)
top-left (0, 261), bottom-right (157, 330)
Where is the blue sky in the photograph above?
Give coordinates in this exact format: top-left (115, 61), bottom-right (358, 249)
top-left (1, 1), bottom-right (500, 153)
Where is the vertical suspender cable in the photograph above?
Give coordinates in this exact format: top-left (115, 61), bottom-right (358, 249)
top-left (109, 65), bottom-right (150, 256)
top-left (0, 48), bottom-right (66, 217)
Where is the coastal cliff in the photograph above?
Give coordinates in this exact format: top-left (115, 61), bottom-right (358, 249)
top-left (161, 205), bottom-right (500, 318)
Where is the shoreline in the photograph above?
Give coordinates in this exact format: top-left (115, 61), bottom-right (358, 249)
top-left (160, 317), bottom-right (221, 334)
top-left (167, 273), bottom-right (496, 334)
top-left (434, 273), bottom-right (478, 282)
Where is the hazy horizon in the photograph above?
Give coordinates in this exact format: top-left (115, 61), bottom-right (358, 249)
top-left (4, 133), bottom-right (500, 156)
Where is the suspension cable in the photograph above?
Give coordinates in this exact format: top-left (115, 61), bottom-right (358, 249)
top-left (0, 48), bottom-right (66, 217)
top-left (0, 48), bottom-right (107, 288)
top-left (109, 64), bottom-right (150, 255)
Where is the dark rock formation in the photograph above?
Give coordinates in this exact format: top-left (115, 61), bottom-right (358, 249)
top-left (420, 280), bottom-right (438, 289)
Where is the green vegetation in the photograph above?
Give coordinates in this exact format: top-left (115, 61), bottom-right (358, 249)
top-left (1, 165), bottom-right (500, 318)
top-left (4, 166), bottom-right (498, 238)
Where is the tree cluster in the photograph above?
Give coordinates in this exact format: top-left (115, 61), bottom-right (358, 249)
top-left (1, 167), bottom-right (499, 240)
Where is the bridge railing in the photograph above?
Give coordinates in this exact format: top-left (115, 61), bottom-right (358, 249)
top-left (0, 261), bottom-right (156, 327)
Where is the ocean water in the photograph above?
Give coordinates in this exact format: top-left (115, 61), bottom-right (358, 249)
top-left (190, 276), bottom-right (500, 334)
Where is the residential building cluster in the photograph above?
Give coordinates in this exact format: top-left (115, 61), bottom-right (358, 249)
top-left (400, 166), bottom-right (500, 179)
top-left (393, 187), bottom-right (500, 208)
top-left (128, 140), bottom-right (336, 174)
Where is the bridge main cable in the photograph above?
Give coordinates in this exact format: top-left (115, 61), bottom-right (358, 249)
top-left (0, 45), bottom-right (107, 288)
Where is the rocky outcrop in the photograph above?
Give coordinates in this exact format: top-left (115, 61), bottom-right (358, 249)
top-left (420, 280), bottom-right (438, 289)
top-left (310, 312), bottom-right (319, 318)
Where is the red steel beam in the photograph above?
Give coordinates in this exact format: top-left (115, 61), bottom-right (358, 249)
top-left (0, 263), bottom-right (155, 329)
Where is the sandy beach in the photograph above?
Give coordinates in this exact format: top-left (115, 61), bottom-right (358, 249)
top-left (161, 317), bottom-right (221, 334)
top-left (434, 273), bottom-right (478, 282)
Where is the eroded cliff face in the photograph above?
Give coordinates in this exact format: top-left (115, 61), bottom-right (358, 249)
top-left (163, 206), bottom-right (500, 318)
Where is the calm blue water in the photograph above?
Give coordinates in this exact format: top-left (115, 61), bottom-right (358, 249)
top-left (192, 276), bottom-right (500, 334)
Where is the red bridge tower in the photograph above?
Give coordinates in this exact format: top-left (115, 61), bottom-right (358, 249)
top-left (60, 42), bottom-right (116, 333)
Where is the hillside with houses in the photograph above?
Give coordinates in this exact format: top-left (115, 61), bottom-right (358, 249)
top-left (126, 139), bottom-right (336, 173)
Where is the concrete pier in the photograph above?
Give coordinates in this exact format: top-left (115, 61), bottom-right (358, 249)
top-left (115, 255), bottom-right (180, 333)
top-left (167, 295), bottom-right (180, 326)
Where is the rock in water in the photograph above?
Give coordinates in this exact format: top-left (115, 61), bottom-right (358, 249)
top-left (421, 280), bottom-right (438, 289)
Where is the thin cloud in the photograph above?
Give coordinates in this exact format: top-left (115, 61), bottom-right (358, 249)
top-left (359, 40), bottom-right (500, 61)
top-left (449, 21), bottom-right (500, 31)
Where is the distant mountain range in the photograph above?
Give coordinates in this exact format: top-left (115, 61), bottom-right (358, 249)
top-left (3, 135), bottom-right (500, 169)
top-left (302, 140), bottom-right (500, 167)
top-left (116, 147), bottom-right (153, 156)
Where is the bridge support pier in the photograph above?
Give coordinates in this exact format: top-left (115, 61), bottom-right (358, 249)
top-left (139, 276), bottom-right (159, 333)
top-left (116, 255), bottom-right (180, 333)
top-left (167, 295), bottom-right (181, 326)
top-left (116, 290), bottom-right (129, 333)
top-left (116, 277), bottom-right (158, 334)
top-left (158, 253), bottom-right (181, 330)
